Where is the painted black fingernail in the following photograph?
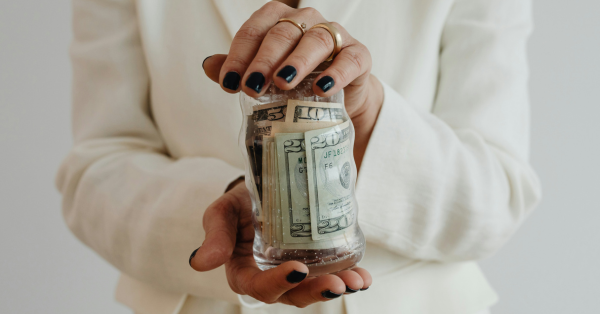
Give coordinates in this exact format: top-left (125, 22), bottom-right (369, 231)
top-left (316, 76), bottom-right (335, 92)
top-left (346, 286), bottom-right (358, 293)
top-left (277, 65), bottom-right (297, 83)
top-left (245, 72), bottom-right (265, 93)
top-left (189, 247), bottom-right (199, 267)
top-left (223, 72), bottom-right (241, 90)
top-left (202, 55), bottom-right (212, 69)
top-left (360, 287), bottom-right (369, 291)
top-left (286, 270), bottom-right (308, 284)
top-left (321, 290), bottom-right (342, 299)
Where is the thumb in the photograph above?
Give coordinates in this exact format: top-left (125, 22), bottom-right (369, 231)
top-left (202, 54), bottom-right (228, 84)
top-left (190, 193), bottom-right (238, 271)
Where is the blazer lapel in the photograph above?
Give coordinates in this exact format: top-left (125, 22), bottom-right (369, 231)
top-left (211, 0), bottom-right (363, 39)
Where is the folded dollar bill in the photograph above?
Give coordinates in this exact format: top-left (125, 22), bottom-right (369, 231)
top-left (246, 100), bottom-right (355, 249)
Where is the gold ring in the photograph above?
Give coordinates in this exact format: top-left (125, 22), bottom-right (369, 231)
top-left (309, 22), bottom-right (343, 61)
top-left (276, 18), bottom-right (307, 35)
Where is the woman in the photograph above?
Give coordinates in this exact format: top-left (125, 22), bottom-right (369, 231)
top-left (57, 0), bottom-right (541, 313)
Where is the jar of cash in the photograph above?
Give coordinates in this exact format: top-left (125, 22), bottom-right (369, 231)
top-left (239, 71), bottom-right (365, 276)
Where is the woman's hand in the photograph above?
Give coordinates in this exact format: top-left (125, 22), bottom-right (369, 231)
top-left (189, 180), bottom-right (372, 307)
top-left (203, 1), bottom-right (383, 170)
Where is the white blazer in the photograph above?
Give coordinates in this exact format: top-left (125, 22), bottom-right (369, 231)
top-left (57, 0), bottom-right (541, 313)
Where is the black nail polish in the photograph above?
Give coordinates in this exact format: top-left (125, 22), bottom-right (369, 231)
top-left (223, 72), bottom-right (241, 90)
top-left (345, 286), bottom-right (358, 293)
top-left (202, 55), bottom-right (212, 69)
top-left (189, 247), bottom-right (199, 267)
top-left (316, 76), bottom-right (335, 92)
top-left (360, 287), bottom-right (369, 291)
top-left (277, 65), bottom-right (297, 83)
top-left (321, 290), bottom-right (342, 299)
top-left (286, 270), bottom-right (308, 284)
top-left (245, 72), bottom-right (265, 93)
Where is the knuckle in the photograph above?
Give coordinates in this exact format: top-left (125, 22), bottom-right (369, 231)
top-left (265, 1), bottom-right (284, 9)
top-left (269, 24), bottom-right (300, 44)
top-left (342, 49), bottom-right (364, 72)
top-left (358, 43), bottom-right (372, 61)
top-left (300, 7), bottom-right (319, 16)
top-left (283, 293), bottom-right (312, 308)
top-left (256, 292), bottom-right (277, 304)
top-left (263, 298), bottom-right (278, 305)
top-left (289, 53), bottom-right (311, 69)
top-left (294, 302), bottom-right (308, 309)
top-left (228, 283), bottom-right (244, 295)
top-left (235, 25), bottom-right (263, 42)
top-left (246, 283), bottom-right (276, 304)
top-left (252, 55), bottom-right (277, 70)
top-left (226, 55), bottom-right (251, 68)
top-left (329, 66), bottom-right (352, 84)
top-left (307, 29), bottom-right (334, 51)
top-left (227, 275), bottom-right (244, 295)
top-left (329, 22), bottom-right (349, 40)
top-left (263, 1), bottom-right (277, 8)
top-left (329, 22), bottom-right (343, 31)
top-left (262, 1), bottom-right (286, 14)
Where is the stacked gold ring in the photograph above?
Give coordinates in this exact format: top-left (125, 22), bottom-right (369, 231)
top-left (310, 22), bottom-right (343, 61)
top-left (276, 18), bottom-right (307, 35)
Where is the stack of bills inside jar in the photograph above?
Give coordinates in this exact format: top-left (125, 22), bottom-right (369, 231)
top-left (245, 100), bottom-right (356, 249)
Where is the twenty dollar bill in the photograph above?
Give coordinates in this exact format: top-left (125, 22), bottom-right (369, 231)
top-left (305, 120), bottom-right (356, 240)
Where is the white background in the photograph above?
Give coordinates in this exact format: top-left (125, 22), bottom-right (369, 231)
top-left (1, 1), bottom-right (598, 313)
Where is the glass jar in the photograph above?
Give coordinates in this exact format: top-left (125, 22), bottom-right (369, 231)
top-left (239, 71), bottom-right (365, 276)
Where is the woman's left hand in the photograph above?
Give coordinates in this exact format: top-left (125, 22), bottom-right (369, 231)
top-left (191, 179), bottom-right (372, 307)
top-left (203, 1), bottom-right (383, 169)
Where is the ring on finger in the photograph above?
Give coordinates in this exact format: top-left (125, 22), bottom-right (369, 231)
top-left (276, 18), bottom-right (307, 35)
top-left (309, 22), bottom-right (343, 61)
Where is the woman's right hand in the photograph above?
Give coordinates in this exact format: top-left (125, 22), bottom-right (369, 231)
top-left (202, 1), bottom-right (383, 171)
top-left (189, 180), bottom-right (372, 307)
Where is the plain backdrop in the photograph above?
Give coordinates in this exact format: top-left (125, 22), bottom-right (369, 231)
top-left (1, 1), bottom-right (598, 313)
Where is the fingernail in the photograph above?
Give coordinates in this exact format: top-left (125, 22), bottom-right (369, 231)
top-left (189, 247), bottom-right (199, 267)
top-left (202, 55), bottom-right (212, 69)
top-left (360, 287), bottom-right (369, 291)
top-left (321, 290), bottom-right (342, 299)
top-left (316, 76), bottom-right (335, 92)
top-left (345, 286), bottom-right (358, 293)
top-left (223, 72), bottom-right (241, 90)
top-left (245, 72), bottom-right (265, 93)
top-left (277, 65), bottom-right (297, 83)
top-left (286, 270), bottom-right (308, 284)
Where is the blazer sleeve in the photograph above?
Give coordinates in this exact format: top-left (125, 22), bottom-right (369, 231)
top-left (356, 0), bottom-right (542, 261)
top-left (56, 0), bottom-right (244, 302)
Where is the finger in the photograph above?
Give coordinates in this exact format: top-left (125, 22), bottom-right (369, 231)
top-left (278, 274), bottom-right (346, 308)
top-left (352, 267), bottom-right (373, 290)
top-left (335, 270), bottom-right (364, 294)
top-left (227, 259), bottom-right (309, 303)
top-left (312, 41), bottom-right (372, 98)
top-left (203, 54), bottom-right (227, 83)
top-left (242, 8), bottom-right (325, 97)
top-left (189, 194), bottom-right (238, 272)
top-left (272, 22), bottom-right (357, 91)
top-left (219, 1), bottom-right (292, 93)
top-left (271, 22), bottom-right (340, 91)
